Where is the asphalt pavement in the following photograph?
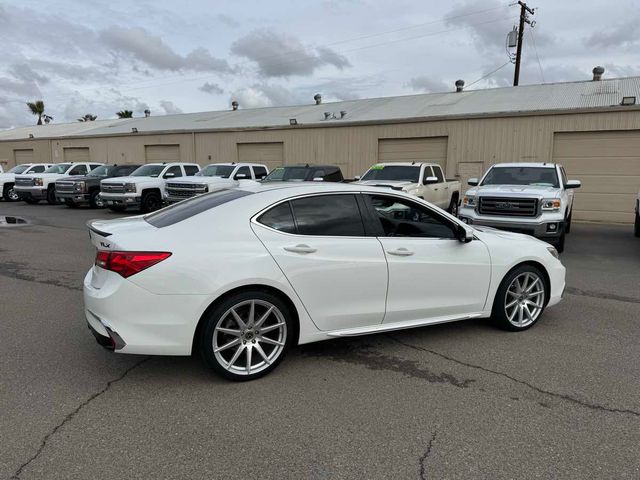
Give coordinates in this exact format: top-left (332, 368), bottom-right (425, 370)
top-left (0, 201), bottom-right (638, 480)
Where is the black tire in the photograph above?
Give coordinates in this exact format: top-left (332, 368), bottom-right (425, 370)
top-left (46, 185), bottom-right (58, 205)
top-left (141, 191), bottom-right (161, 213)
top-left (108, 205), bottom-right (126, 213)
top-left (635, 208), bottom-right (640, 238)
top-left (64, 199), bottom-right (79, 208)
top-left (447, 194), bottom-right (459, 216)
top-left (3, 184), bottom-right (19, 202)
top-left (199, 290), bottom-right (294, 381)
top-left (565, 211), bottom-right (572, 234)
top-left (89, 190), bottom-right (104, 209)
top-left (24, 198), bottom-right (39, 204)
top-left (554, 230), bottom-right (565, 253)
top-left (492, 264), bottom-right (548, 332)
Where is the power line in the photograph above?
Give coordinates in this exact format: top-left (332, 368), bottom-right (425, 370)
top-left (529, 27), bottom-right (545, 83)
top-left (467, 61), bottom-right (513, 88)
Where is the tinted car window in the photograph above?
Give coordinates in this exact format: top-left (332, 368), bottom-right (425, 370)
top-left (29, 165), bottom-right (46, 173)
top-left (184, 165), bottom-right (200, 176)
top-left (164, 165), bottom-right (182, 178)
top-left (254, 166), bottom-right (268, 179)
top-left (481, 167), bottom-right (559, 188)
top-left (290, 194), bottom-right (365, 236)
top-left (146, 189), bottom-right (253, 228)
top-left (116, 165), bottom-right (139, 176)
top-left (234, 166), bottom-right (251, 179)
top-left (432, 166), bottom-right (444, 183)
top-left (369, 195), bottom-right (456, 239)
top-left (69, 165), bottom-right (88, 175)
top-left (361, 165), bottom-right (420, 182)
top-left (258, 202), bottom-right (296, 233)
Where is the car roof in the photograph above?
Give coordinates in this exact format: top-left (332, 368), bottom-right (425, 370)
top-left (371, 162), bottom-right (438, 167)
top-left (491, 162), bottom-right (557, 169)
top-left (236, 181), bottom-right (403, 196)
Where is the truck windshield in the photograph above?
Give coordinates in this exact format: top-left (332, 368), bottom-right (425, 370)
top-left (361, 165), bottom-right (420, 183)
top-left (88, 165), bottom-right (114, 177)
top-left (44, 163), bottom-right (72, 174)
top-left (481, 167), bottom-right (559, 188)
top-left (130, 165), bottom-right (165, 177)
top-left (198, 165), bottom-right (234, 178)
top-left (8, 165), bottom-right (30, 174)
top-left (262, 167), bottom-right (309, 182)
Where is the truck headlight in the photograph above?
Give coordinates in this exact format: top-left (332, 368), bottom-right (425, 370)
top-left (462, 195), bottom-right (476, 207)
top-left (124, 183), bottom-right (136, 193)
top-left (34, 178), bottom-right (43, 186)
top-left (542, 199), bottom-right (561, 211)
top-left (74, 181), bottom-right (86, 192)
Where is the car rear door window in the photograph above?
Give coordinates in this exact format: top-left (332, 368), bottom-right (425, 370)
top-left (432, 166), bottom-right (444, 183)
top-left (257, 202), bottom-right (296, 233)
top-left (290, 194), bottom-right (365, 236)
top-left (29, 166), bottom-right (46, 173)
top-left (164, 165), bottom-right (182, 178)
top-left (184, 165), bottom-right (199, 176)
top-left (253, 166), bottom-right (268, 180)
top-left (234, 166), bottom-right (251, 179)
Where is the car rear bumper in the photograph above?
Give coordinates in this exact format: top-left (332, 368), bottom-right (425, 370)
top-left (83, 268), bottom-right (208, 355)
top-left (459, 211), bottom-right (565, 239)
top-left (16, 187), bottom-right (47, 200)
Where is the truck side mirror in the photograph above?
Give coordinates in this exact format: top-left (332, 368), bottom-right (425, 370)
top-left (565, 180), bottom-right (581, 189)
top-left (164, 172), bottom-right (175, 178)
top-left (467, 178), bottom-right (479, 186)
top-left (234, 173), bottom-right (248, 179)
top-left (423, 176), bottom-right (438, 185)
top-left (312, 177), bottom-right (324, 182)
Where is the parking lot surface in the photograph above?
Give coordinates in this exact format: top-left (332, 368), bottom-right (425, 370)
top-left (1, 202), bottom-right (639, 480)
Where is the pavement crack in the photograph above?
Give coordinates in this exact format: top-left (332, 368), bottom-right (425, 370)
top-left (10, 357), bottom-right (150, 479)
top-left (565, 287), bottom-right (640, 304)
top-left (389, 336), bottom-right (640, 418)
top-left (418, 430), bottom-right (437, 480)
top-left (0, 261), bottom-right (82, 292)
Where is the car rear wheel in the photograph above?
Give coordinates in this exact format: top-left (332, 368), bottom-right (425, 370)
top-left (141, 191), bottom-right (161, 213)
top-left (492, 265), bottom-right (547, 331)
top-left (200, 291), bottom-right (293, 381)
top-left (89, 190), bottom-right (104, 208)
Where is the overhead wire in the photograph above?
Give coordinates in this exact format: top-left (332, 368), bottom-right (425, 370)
top-left (529, 27), bottom-right (545, 83)
top-left (466, 61), bottom-right (513, 88)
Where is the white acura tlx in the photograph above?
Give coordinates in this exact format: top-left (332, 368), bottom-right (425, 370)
top-left (84, 182), bottom-right (565, 381)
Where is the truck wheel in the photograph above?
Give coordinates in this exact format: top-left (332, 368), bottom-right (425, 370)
top-left (447, 194), bottom-right (459, 217)
top-left (141, 191), bottom-right (161, 213)
top-left (89, 190), bottom-right (104, 208)
top-left (108, 205), bottom-right (126, 213)
top-left (64, 199), bottom-right (79, 208)
top-left (565, 212), bottom-right (572, 234)
top-left (46, 186), bottom-right (58, 205)
top-left (635, 209), bottom-right (640, 238)
top-left (554, 230), bottom-right (565, 253)
top-left (3, 184), bottom-right (19, 202)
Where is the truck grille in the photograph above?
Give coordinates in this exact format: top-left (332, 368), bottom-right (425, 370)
top-left (56, 181), bottom-right (76, 193)
top-left (101, 183), bottom-right (125, 193)
top-left (166, 183), bottom-right (207, 199)
top-left (15, 177), bottom-right (34, 187)
top-left (478, 197), bottom-right (538, 217)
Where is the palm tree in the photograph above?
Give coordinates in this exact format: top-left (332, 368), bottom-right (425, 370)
top-left (77, 114), bottom-right (97, 122)
top-left (116, 110), bottom-right (133, 118)
top-left (26, 100), bottom-right (46, 125)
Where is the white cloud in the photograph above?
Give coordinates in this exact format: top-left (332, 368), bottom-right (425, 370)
top-left (159, 100), bottom-right (183, 115)
top-left (199, 82), bottom-right (224, 95)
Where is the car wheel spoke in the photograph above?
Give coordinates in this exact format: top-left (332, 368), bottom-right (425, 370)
top-left (260, 322), bottom-right (285, 334)
top-left (248, 301), bottom-right (255, 327)
top-left (230, 308), bottom-right (247, 330)
top-left (259, 336), bottom-right (284, 347)
top-left (525, 277), bottom-right (539, 293)
top-left (216, 327), bottom-right (242, 337)
top-left (226, 344), bottom-right (245, 370)
top-left (506, 298), bottom-right (518, 308)
top-left (254, 342), bottom-right (271, 365)
top-left (246, 345), bottom-right (253, 375)
top-left (214, 337), bottom-right (240, 353)
top-left (254, 306), bottom-right (274, 329)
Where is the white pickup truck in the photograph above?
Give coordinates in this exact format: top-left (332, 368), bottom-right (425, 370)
top-left (458, 162), bottom-right (581, 252)
top-left (354, 162), bottom-right (462, 214)
top-left (165, 162), bottom-right (268, 204)
top-left (0, 163), bottom-right (53, 201)
top-left (100, 162), bottom-right (200, 212)
top-left (15, 162), bottom-right (103, 204)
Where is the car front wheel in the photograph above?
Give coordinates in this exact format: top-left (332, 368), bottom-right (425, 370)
top-left (3, 184), bottom-right (19, 201)
top-left (492, 265), bottom-right (547, 331)
top-left (200, 290), bottom-right (293, 381)
top-left (141, 191), bottom-right (161, 213)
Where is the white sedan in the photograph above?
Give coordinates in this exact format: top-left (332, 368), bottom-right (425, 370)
top-left (84, 183), bottom-right (565, 381)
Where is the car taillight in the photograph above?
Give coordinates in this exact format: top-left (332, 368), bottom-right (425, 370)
top-left (94, 251), bottom-right (171, 278)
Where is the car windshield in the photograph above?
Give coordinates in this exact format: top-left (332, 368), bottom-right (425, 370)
top-left (130, 165), bottom-right (165, 177)
top-left (44, 163), bottom-right (72, 174)
top-left (262, 167), bottom-right (309, 182)
top-left (87, 165), bottom-right (114, 177)
top-left (481, 167), bottom-right (559, 188)
top-left (361, 165), bottom-right (420, 183)
top-left (198, 165), bottom-right (235, 178)
top-left (8, 165), bottom-right (30, 174)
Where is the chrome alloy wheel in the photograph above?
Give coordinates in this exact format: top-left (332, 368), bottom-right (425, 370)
top-left (213, 299), bottom-right (287, 376)
top-left (8, 187), bottom-right (19, 201)
top-left (504, 272), bottom-right (545, 328)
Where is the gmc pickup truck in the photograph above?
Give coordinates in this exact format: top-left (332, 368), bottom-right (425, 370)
top-left (56, 164), bottom-right (141, 208)
top-left (354, 162), bottom-right (461, 214)
top-left (15, 162), bottom-right (103, 204)
top-left (459, 162), bottom-right (581, 252)
top-left (100, 162), bottom-right (200, 212)
top-left (165, 162), bottom-right (268, 204)
top-left (0, 163), bottom-right (52, 201)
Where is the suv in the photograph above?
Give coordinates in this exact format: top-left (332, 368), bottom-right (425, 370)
top-left (165, 163), bottom-right (268, 204)
top-left (15, 162), bottom-right (103, 205)
top-left (100, 162), bottom-right (200, 212)
top-left (459, 162), bottom-right (580, 252)
top-left (0, 163), bottom-right (53, 201)
top-left (56, 164), bottom-right (142, 208)
top-left (354, 162), bottom-right (461, 214)
top-left (261, 164), bottom-right (344, 183)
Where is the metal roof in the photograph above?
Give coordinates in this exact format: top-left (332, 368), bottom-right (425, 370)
top-left (2, 77), bottom-right (639, 141)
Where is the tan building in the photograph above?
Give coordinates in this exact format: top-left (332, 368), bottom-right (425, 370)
top-left (1, 70), bottom-right (639, 223)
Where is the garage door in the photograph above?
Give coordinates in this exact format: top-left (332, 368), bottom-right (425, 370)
top-left (378, 137), bottom-right (448, 167)
top-left (63, 147), bottom-right (90, 162)
top-left (237, 142), bottom-right (284, 171)
top-left (553, 131), bottom-right (640, 223)
top-left (14, 149), bottom-right (34, 165)
top-left (145, 144), bottom-right (180, 163)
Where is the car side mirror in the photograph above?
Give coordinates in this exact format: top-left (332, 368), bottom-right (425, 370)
top-left (423, 176), bottom-right (438, 185)
top-left (457, 225), bottom-right (473, 243)
top-left (467, 178), bottom-right (479, 186)
top-left (565, 180), bottom-right (581, 189)
top-left (234, 173), bottom-right (248, 179)
top-left (354, 175), bottom-right (361, 181)
top-left (312, 177), bottom-right (324, 182)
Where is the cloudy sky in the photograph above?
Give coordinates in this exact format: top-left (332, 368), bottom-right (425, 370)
top-left (1, 0), bottom-right (638, 129)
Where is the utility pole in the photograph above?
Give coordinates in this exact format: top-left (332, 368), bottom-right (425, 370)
top-left (513, 1), bottom-right (535, 86)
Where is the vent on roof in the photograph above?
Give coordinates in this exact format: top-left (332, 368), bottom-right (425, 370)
top-left (144, 109), bottom-right (151, 117)
top-left (314, 93), bottom-right (322, 105)
top-left (231, 101), bottom-right (239, 111)
top-left (592, 66), bottom-right (604, 81)
top-left (455, 79), bottom-right (465, 92)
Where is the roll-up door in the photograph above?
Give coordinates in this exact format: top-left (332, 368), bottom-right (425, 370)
top-left (377, 137), bottom-right (448, 168)
top-left (14, 149), bottom-right (34, 164)
top-left (552, 131), bottom-right (640, 223)
top-left (145, 144), bottom-right (180, 163)
top-left (63, 147), bottom-right (90, 162)
top-left (237, 142), bottom-right (284, 171)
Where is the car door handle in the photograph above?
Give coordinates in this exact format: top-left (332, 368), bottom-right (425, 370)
top-left (386, 248), bottom-right (414, 256)
top-left (283, 244), bottom-right (317, 254)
